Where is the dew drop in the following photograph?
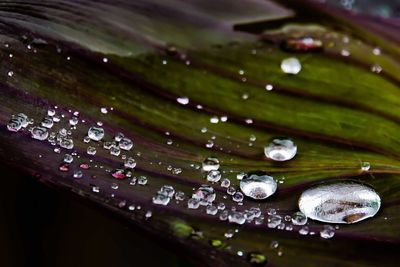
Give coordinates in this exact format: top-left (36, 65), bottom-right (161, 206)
top-left (202, 157), bottom-right (220, 171)
top-left (291, 211), bottom-right (308, 225)
top-left (31, 126), bottom-right (49, 141)
top-left (267, 215), bottom-right (282, 228)
top-left (361, 162), bottom-right (371, 171)
top-left (207, 170), bottom-right (221, 182)
top-left (192, 184), bottom-right (216, 205)
top-left (87, 146), bottom-right (97, 155)
top-left (111, 169), bottom-right (126, 180)
top-left (153, 193), bottom-right (170, 206)
top-left (73, 170), bottom-right (83, 179)
top-left (264, 138), bottom-right (297, 161)
top-left (124, 157), bottom-right (137, 169)
top-left (320, 225), bottom-right (335, 239)
top-left (240, 171), bottom-right (277, 200)
top-left (228, 211), bottom-right (246, 225)
top-left (119, 137), bottom-right (133, 151)
top-left (281, 57), bottom-right (301, 74)
top-left (177, 96), bottom-right (189, 105)
top-left (298, 181), bottom-right (381, 224)
top-left (88, 126), bottom-right (104, 141)
top-left (206, 205), bottom-right (218, 215)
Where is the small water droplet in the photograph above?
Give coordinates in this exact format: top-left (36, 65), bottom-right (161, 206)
top-left (88, 126), bottom-right (104, 141)
top-left (187, 198), bottom-right (200, 209)
top-left (291, 211), bottom-right (308, 225)
top-left (207, 170), bottom-right (221, 182)
top-left (361, 162), bottom-right (371, 171)
top-left (264, 138), bottom-right (297, 161)
top-left (111, 169), bottom-right (126, 179)
top-left (232, 192), bottom-right (244, 202)
top-left (281, 57), bottom-right (301, 74)
top-left (202, 157), bottom-right (220, 171)
top-left (153, 193), bottom-right (170, 205)
top-left (299, 226), bottom-right (309, 235)
top-left (240, 171), bottom-right (277, 200)
top-left (228, 211), bottom-right (246, 225)
top-left (87, 146), bottom-right (97, 155)
top-left (206, 205), bottom-right (218, 215)
top-left (192, 185), bottom-right (216, 205)
top-left (119, 137), bottom-right (133, 151)
top-left (63, 154), bottom-right (73, 163)
top-left (59, 163), bottom-right (70, 172)
top-left (124, 157), bottom-right (137, 169)
top-left (298, 181), bottom-right (381, 224)
top-left (137, 176), bottom-right (147, 185)
top-left (267, 215), bottom-right (282, 228)
top-left (177, 96), bottom-right (189, 105)
top-left (31, 126), bottom-right (49, 140)
top-left (73, 170), bottom-right (83, 179)
top-left (320, 225), bottom-right (335, 239)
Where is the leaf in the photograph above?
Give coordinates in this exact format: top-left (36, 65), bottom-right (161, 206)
top-left (0, 1), bottom-right (399, 266)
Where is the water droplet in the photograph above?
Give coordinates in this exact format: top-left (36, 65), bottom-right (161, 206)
top-left (267, 215), bottom-right (282, 228)
top-left (59, 163), bottom-right (70, 172)
top-left (207, 170), bottom-right (221, 182)
top-left (232, 192), bottom-right (244, 202)
top-left (153, 193), bottom-right (170, 206)
top-left (69, 117), bottom-right (79, 126)
top-left (60, 138), bottom-right (74, 149)
top-left (88, 126), bottom-right (104, 141)
top-left (87, 146), bottom-right (97, 155)
top-left (192, 185), bottom-right (216, 205)
top-left (220, 178), bottom-right (231, 188)
top-left (119, 137), bottom-right (133, 151)
top-left (206, 205), bottom-right (218, 215)
top-left (137, 176), bottom-right (147, 185)
top-left (187, 198), bottom-right (200, 209)
top-left (41, 116), bottom-right (54, 128)
top-left (291, 211), bottom-right (308, 225)
top-left (159, 185), bottom-right (175, 197)
top-left (299, 226), bottom-right (309, 235)
top-left (264, 138), bottom-right (297, 161)
top-left (282, 37), bottom-right (323, 52)
top-left (361, 162), bottom-right (370, 171)
top-left (320, 225), bottom-right (335, 239)
top-left (298, 181), bottom-right (381, 224)
top-left (7, 71), bottom-right (14, 77)
top-left (372, 47), bottom-right (381, 56)
top-left (124, 157), bottom-right (137, 169)
top-left (240, 172), bottom-right (277, 200)
top-left (31, 126), bottom-right (49, 140)
top-left (111, 169), bottom-right (126, 180)
top-left (228, 211), bottom-right (246, 225)
top-left (202, 157), bottom-right (220, 171)
top-left (175, 191), bottom-right (185, 201)
top-left (371, 64), bottom-right (382, 73)
top-left (177, 96), bottom-right (189, 105)
top-left (101, 107), bottom-right (108, 114)
top-left (63, 154), bottom-right (73, 163)
top-left (73, 170), bottom-right (83, 179)
top-left (110, 145), bottom-right (121, 156)
top-left (281, 57), bottom-right (301, 74)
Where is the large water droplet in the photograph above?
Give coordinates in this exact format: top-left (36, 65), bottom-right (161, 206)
top-left (298, 181), bottom-right (381, 224)
top-left (281, 57), bottom-right (301, 74)
top-left (88, 126), bottom-right (104, 141)
top-left (240, 172), bottom-right (277, 200)
top-left (264, 138), bottom-right (297, 161)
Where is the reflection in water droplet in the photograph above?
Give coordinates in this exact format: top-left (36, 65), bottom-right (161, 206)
top-left (207, 170), bottom-right (221, 182)
top-left (291, 211), bottom-right (308, 225)
top-left (281, 57), bottom-right (301, 74)
top-left (361, 162), bottom-right (371, 171)
top-left (264, 138), bottom-right (297, 161)
top-left (298, 181), bottom-right (381, 224)
top-left (228, 211), bottom-right (246, 225)
top-left (31, 126), bottom-right (49, 140)
top-left (240, 172), bottom-right (277, 200)
top-left (202, 157), bottom-right (220, 171)
top-left (88, 126), bottom-right (104, 141)
top-left (320, 225), bottom-right (335, 239)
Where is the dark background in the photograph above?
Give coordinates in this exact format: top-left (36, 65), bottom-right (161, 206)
top-left (0, 166), bottom-right (193, 267)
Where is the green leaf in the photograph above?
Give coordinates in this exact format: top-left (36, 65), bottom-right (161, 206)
top-left (0, 1), bottom-right (399, 266)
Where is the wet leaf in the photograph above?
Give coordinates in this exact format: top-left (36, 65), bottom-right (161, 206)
top-left (0, 1), bottom-right (399, 266)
